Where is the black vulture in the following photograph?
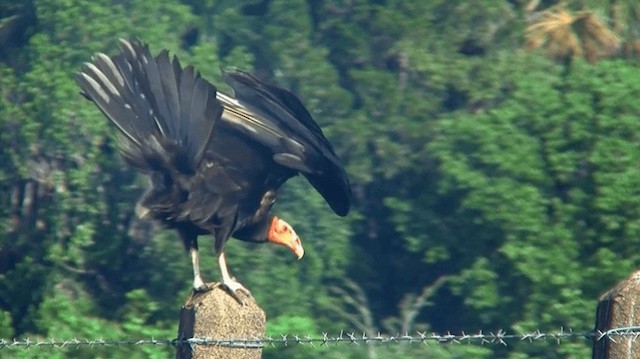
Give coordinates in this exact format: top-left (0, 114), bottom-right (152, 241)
top-left (76, 39), bottom-right (351, 302)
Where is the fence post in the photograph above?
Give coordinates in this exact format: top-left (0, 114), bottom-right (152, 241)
top-left (593, 269), bottom-right (640, 359)
top-left (175, 286), bottom-right (265, 359)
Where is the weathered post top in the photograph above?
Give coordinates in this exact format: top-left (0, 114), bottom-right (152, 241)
top-left (593, 269), bottom-right (640, 359)
top-left (176, 285), bottom-right (266, 359)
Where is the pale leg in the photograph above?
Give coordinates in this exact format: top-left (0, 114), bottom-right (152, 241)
top-left (217, 251), bottom-right (252, 304)
top-left (190, 247), bottom-right (207, 291)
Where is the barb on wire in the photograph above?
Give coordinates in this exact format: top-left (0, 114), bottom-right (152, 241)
top-left (2, 327), bottom-right (640, 350)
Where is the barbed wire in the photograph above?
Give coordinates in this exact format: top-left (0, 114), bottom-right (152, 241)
top-left (1, 326), bottom-right (639, 350)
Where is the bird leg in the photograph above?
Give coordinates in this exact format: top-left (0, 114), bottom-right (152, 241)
top-left (217, 251), bottom-right (252, 305)
top-left (181, 230), bottom-right (214, 292)
top-left (190, 247), bottom-right (212, 292)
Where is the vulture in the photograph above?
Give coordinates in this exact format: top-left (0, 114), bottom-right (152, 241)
top-left (76, 39), bottom-right (351, 302)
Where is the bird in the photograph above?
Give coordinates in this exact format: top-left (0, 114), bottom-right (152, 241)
top-left (75, 38), bottom-right (351, 303)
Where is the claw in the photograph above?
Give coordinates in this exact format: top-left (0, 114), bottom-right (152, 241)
top-left (221, 278), bottom-right (253, 305)
top-left (193, 282), bottom-right (219, 293)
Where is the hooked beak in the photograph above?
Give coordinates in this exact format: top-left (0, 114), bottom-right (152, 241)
top-left (268, 216), bottom-right (304, 260)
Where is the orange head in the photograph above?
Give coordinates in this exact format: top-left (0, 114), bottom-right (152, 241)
top-left (268, 216), bottom-right (304, 260)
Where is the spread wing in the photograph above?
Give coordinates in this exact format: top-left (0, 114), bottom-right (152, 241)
top-left (218, 71), bottom-right (352, 216)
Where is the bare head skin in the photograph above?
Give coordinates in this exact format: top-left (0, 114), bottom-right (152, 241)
top-left (268, 216), bottom-right (304, 259)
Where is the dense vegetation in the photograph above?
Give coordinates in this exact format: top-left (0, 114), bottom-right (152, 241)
top-left (2, 0), bottom-right (640, 358)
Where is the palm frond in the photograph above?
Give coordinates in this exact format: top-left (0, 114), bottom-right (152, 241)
top-left (526, 5), bottom-right (620, 63)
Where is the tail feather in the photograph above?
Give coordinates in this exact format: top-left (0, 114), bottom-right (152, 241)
top-left (178, 65), bottom-right (196, 140)
top-left (78, 61), bottom-right (144, 147)
top-left (155, 49), bottom-right (181, 137)
top-left (76, 38), bottom-right (223, 175)
top-left (108, 48), bottom-right (170, 141)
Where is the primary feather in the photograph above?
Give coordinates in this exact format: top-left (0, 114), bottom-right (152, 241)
top-left (76, 38), bottom-right (351, 301)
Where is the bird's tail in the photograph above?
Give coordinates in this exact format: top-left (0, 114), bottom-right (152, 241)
top-left (76, 38), bottom-right (223, 175)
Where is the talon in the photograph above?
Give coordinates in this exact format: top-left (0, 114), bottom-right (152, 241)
top-left (222, 279), bottom-right (253, 305)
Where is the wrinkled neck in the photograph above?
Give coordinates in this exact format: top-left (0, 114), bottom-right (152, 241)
top-left (232, 214), bottom-right (274, 243)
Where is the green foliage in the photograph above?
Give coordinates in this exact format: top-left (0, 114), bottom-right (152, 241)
top-left (429, 57), bottom-right (640, 357)
top-left (0, 311), bottom-right (13, 338)
top-left (266, 315), bottom-right (318, 336)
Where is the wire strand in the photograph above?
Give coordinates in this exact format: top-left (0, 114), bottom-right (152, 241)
top-left (2, 327), bottom-right (640, 350)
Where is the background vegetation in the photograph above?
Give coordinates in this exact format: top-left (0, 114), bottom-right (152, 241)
top-left (2, 0), bottom-right (640, 357)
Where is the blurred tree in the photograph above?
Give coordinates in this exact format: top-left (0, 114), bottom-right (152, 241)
top-left (0, 0), bottom-right (197, 346)
top-left (429, 58), bottom-right (640, 357)
top-left (2, 0), bottom-right (640, 358)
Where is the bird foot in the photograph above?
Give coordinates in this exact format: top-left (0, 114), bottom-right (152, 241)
top-left (192, 274), bottom-right (219, 292)
top-left (221, 278), bottom-right (253, 305)
top-left (192, 282), bottom-right (219, 293)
